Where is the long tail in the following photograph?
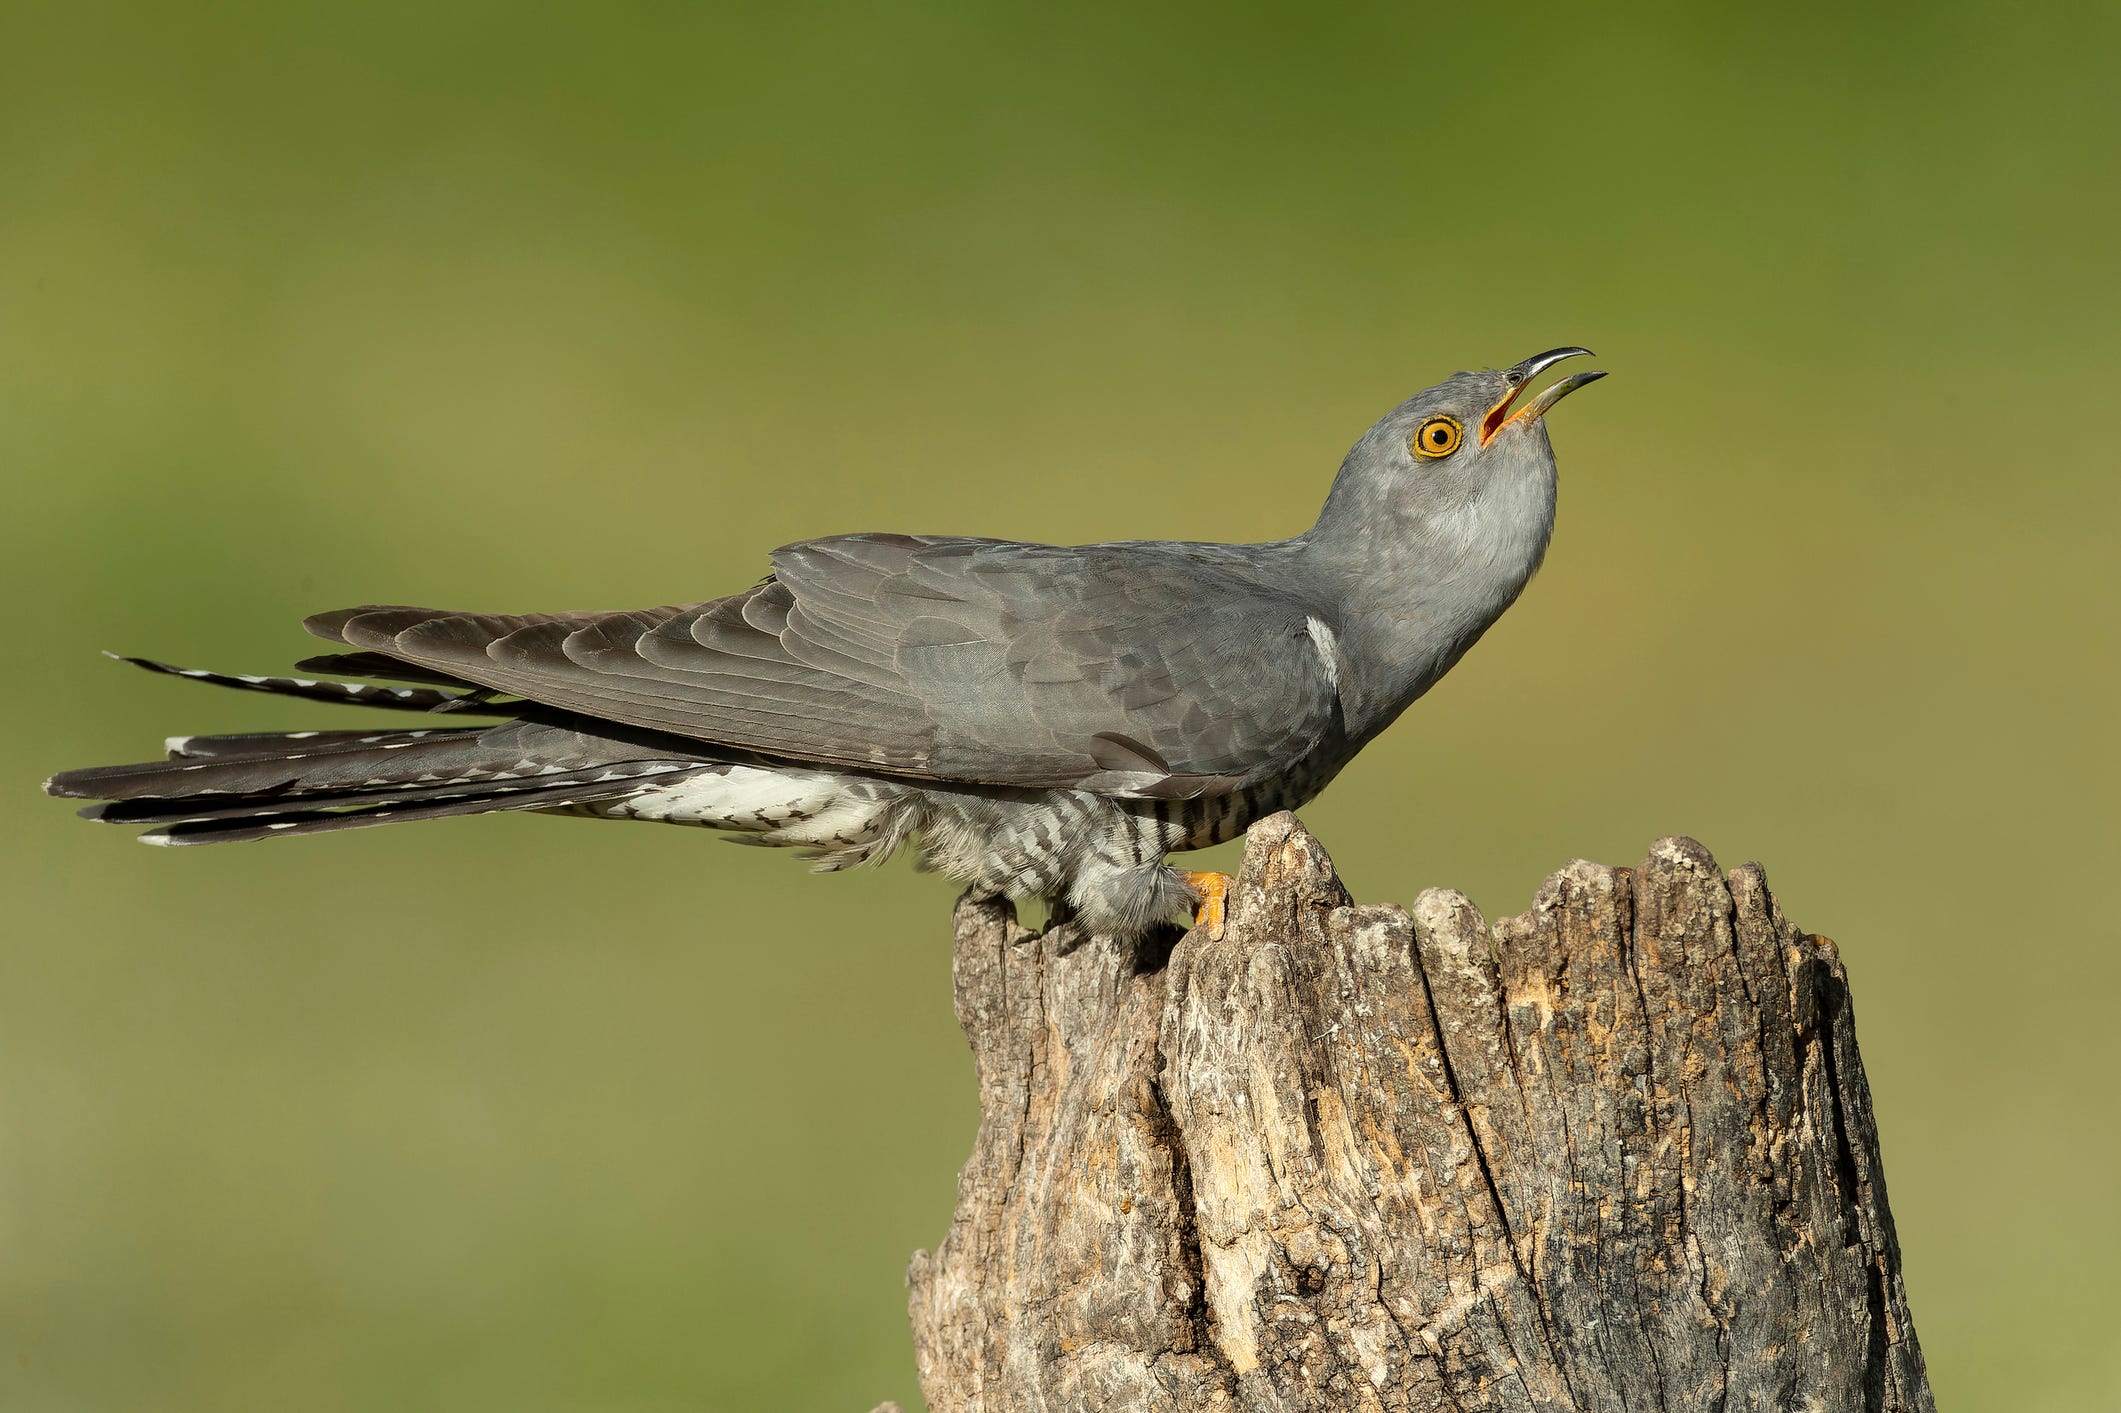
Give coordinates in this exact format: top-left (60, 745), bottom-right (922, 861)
top-left (47, 656), bottom-right (714, 845)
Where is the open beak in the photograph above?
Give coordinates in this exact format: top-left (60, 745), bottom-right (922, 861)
top-left (1479, 347), bottom-right (1607, 445)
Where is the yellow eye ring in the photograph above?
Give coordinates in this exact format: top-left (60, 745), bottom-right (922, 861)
top-left (1412, 416), bottom-right (1463, 458)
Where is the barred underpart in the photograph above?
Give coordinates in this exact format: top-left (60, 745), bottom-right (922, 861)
top-left (562, 757), bottom-right (1347, 939)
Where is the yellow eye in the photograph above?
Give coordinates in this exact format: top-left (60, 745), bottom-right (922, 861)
top-left (1412, 416), bottom-right (1463, 458)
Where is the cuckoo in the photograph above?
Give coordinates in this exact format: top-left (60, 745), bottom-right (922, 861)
top-left (48, 349), bottom-right (1605, 941)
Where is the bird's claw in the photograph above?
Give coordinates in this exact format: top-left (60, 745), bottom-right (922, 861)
top-left (1180, 870), bottom-right (1234, 941)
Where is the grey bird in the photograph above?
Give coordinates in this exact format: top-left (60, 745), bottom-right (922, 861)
top-left (46, 349), bottom-right (1604, 941)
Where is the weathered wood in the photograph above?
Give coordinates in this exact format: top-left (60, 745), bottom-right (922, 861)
top-left (904, 813), bottom-right (1931, 1412)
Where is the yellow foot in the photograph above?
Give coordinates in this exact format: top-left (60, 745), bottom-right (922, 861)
top-left (1179, 870), bottom-right (1235, 941)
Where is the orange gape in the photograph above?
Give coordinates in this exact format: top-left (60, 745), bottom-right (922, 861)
top-left (1179, 870), bottom-right (1235, 940)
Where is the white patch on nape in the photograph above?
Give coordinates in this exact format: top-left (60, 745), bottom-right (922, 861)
top-left (1305, 616), bottom-right (1341, 691)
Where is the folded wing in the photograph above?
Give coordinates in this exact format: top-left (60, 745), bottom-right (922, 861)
top-left (307, 534), bottom-right (1340, 798)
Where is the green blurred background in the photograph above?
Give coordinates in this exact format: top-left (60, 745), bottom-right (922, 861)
top-left (3, 2), bottom-right (2114, 1408)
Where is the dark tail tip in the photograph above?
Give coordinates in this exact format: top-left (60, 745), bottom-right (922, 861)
top-left (45, 769), bottom-right (99, 799)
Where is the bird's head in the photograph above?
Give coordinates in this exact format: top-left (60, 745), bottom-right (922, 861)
top-left (1311, 347), bottom-right (1606, 568)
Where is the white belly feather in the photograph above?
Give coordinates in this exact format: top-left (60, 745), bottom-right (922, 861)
top-left (586, 764), bottom-right (893, 852)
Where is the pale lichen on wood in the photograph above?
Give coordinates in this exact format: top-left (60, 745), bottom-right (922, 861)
top-left (902, 814), bottom-right (1932, 1413)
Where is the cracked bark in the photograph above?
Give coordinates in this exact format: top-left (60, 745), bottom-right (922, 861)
top-left (902, 814), bottom-right (1933, 1413)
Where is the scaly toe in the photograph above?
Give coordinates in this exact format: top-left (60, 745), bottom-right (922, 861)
top-left (1179, 870), bottom-right (1235, 941)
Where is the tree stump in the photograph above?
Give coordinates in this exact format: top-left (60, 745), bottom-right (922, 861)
top-left (903, 814), bottom-right (1933, 1412)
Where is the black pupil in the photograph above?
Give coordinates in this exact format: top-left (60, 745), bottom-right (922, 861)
top-left (1431, 428), bottom-right (1448, 444)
